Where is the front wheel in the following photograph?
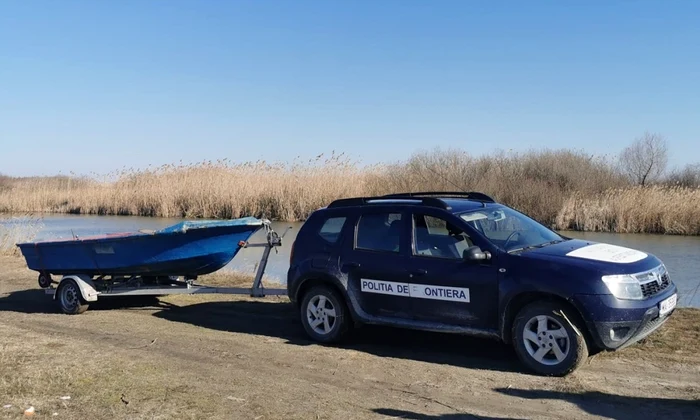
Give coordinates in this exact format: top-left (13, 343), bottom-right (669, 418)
top-left (512, 301), bottom-right (588, 376)
top-left (299, 285), bottom-right (350, 343)
top-left (57, 279), bottom-right (89, 315)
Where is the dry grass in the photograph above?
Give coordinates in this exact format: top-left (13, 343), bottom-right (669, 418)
top-left (1, 149), bottom-right (698, 234)
top-left (195, 269), bottom-right (283, 288)
top-left (0, 215), bottom-right (43, 257)
top-left (0, 153), bottom-right (371, 221)
top-left (556, 186), bottom-right (700, 234)
top-left (596, 308), bottom-right (700, 367)
top-left (0, 322), bottom-right (225, 419)
top-left (367, 148), bottom-right (627, 225)
top-left (635, 308), bottom-right (700, 355)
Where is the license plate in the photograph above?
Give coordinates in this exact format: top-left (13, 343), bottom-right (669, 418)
top-left (659, 293), bottom-right (677, 317)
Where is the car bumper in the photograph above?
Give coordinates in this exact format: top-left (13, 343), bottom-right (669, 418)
top-left (572, 283), bottom-right (678, 351)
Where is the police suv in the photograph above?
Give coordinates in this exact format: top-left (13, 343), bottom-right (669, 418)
top-left (286, 192), bottom-right (678, 376)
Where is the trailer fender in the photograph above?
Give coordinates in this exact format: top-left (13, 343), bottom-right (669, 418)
top-left (57, 275), bottom-right (99, 302)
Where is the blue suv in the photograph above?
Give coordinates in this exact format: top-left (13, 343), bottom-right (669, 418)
top-left (286, 192), bottom-right (678, 376)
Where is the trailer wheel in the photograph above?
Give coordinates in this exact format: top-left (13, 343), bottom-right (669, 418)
top-left (300, 285), bottom-right (350, 343)
top-left (57, 279), bottom-right (89, 315)
top-left (38, 272), bottom-right (52, 288)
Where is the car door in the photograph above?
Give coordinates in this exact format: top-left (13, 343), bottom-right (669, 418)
top-left (406, 209), bottom-right (500, 329)
top-left (339, 209), bottom-right (413, 320)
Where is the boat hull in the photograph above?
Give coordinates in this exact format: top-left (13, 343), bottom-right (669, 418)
top-left (16, 217), bottom-right (264, 277)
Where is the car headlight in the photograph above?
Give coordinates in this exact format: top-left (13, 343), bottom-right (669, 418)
top-left (601, 274), bottom-right (643, 300)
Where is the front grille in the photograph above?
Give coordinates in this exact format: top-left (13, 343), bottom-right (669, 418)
top-left (640, 272), bottom-right (671, 298)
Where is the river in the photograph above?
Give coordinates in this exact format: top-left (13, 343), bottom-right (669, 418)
top-left (3, 214), bottom-right (699, 308)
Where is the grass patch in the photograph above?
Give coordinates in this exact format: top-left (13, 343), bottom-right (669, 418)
top-left (595, 308), bottom-right (700, 366)
top-left (0, 323), bottom-right (227, 419)
top-left (629, 308), bottom-right (700, 356)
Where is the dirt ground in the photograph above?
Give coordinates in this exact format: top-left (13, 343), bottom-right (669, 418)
top-left (1, 256), bottom-right (699, 420)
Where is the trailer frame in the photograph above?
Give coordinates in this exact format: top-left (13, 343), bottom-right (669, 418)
top-left (41, 223), bottom-right (292, 314)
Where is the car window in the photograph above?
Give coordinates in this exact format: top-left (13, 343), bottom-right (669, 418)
top-left (355, 212), bottom-right (402, 253)
top-left (460, 207), bottom-right (562, 252)
top-left (318, 217), bottom-right (346, 243)
top-left (413, 214), bottom-right (472, 259)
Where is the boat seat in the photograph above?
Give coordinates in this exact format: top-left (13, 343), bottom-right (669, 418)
top-left (138, 229), bottom-right (157, 234)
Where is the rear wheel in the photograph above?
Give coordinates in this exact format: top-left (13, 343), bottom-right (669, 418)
top-left (512, 301), bottom-right (588, 376)
top-left (57, 279), bottom-right (89, 315)
top-left (300, 285), bottom-right (350, 343)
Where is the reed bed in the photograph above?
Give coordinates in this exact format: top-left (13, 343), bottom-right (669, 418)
top-left (555, 186), bottom-right (700, 235)
top-left (367, 148), bottom-right (627, 225)
top-left (0, 149), bottom-right (698, 234)
top-left (0, 153), bottom-right (373, 221)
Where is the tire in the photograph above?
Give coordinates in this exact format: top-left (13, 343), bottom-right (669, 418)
top-left (511, 301), bottom-right (588, 376)
top-left (57, 279), bottom-right (90, 315)
top-left (299, 285), bottom-right (351, 343)
top-left (38, 272), bottom-right (52, 288)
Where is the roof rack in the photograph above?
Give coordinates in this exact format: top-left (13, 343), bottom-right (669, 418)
top-left (326, 196), bottom-right (452, 210)
top-left (381, 191), bottom-right (496, 203)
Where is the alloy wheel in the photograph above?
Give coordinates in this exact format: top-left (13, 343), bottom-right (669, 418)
top-left (305, 294), bottom-right (338, 335)
top-left (522, 314), bottom-right (571, 366)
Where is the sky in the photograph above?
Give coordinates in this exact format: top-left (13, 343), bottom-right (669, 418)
top-left (1, 0), bottom-right (699, 177)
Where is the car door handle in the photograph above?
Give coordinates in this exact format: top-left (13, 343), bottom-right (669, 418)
top-left (410, 269), bottom-right (427, 276)
top-left (342, 262), bottom-right (361, 269)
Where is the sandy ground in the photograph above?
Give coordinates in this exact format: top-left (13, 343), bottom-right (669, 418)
top-left (0, 256), bottom-right (699, 420)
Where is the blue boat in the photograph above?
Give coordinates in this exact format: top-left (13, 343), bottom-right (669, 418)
top-left (16, 217), bottom-right (265, 278)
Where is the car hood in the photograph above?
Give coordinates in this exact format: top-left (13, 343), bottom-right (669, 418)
top-left (519, 238), bottom-right (663, 275)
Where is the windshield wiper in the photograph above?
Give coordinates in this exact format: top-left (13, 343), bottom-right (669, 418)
top-left (507, 239), bottom-right (567, 254)
top-left (507, 245), bottom-right (538, 254)
top-left (536, 239), bottom-right (566, 248)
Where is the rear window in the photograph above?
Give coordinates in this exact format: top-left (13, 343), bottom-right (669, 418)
top-left (318, 216), bottom-right (347, 243)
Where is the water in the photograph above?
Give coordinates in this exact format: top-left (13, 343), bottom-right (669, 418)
top-left (3, 215), bottom-right (699, 308)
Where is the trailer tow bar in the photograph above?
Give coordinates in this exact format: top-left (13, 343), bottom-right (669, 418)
top-left (238, 222), bottom-right (292, 297)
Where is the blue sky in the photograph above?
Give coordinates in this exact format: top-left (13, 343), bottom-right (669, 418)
top-left (1, 1), bottom-right (699, 176)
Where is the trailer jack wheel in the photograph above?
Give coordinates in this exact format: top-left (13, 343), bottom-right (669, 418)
top-left (38, 272), bottom-right (52, 289)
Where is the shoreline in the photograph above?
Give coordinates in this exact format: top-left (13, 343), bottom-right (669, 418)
top-left (3, 205), bottom-right (700, 237)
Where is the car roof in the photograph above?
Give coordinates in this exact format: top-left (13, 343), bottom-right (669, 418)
top-left (323, 192), bottom-right (502, 214)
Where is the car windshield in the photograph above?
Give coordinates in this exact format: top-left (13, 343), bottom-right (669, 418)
top-left (459, 207), bottom-right (565, 253)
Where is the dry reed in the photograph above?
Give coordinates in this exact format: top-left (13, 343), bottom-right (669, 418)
top-left (555, 186), bottom-right (700, 235)
top-left (366, 148), bottom-right (627, 225)
top-left (0, 152), bottom-right (371, 221)
top-left (0, 214), bottom-right (43, 256)
top-left (0, 149), bottom-right (698, 235)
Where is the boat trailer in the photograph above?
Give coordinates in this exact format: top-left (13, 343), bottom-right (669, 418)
top-left (40, 224), bottom-right (292, 315)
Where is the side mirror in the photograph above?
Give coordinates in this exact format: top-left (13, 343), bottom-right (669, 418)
top-left (463, 246), bottom-right (491, 261)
